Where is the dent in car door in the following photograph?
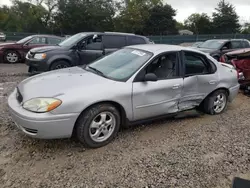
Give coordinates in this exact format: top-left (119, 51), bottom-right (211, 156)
top-left (179, 75), bottom-right (201, 111)
top-left (179, 51), bottom-right (218, 111)
top-left (132, 79), bottom-right (183, 120)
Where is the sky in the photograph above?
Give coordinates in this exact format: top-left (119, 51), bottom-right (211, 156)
top-left (1, 0), bottom-right (250, 23)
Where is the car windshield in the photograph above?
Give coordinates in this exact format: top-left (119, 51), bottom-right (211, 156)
top-left (16, 36), bottom-right (33, 44)
top-left (86, 48), bottom-right (153, 81)
top-left (199, 40), bottom-right (225, 49)
top-left (59, 33), bottom-right (86, 47)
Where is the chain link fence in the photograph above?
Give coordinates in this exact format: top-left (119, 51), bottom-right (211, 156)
top-left (4, 32), bottom-right (250, 44)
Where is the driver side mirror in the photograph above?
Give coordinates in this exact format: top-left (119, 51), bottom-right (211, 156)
top-left (144, 73), bottom-right (158, 82)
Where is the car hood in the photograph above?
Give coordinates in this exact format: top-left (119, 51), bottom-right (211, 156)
top-left (194, 47), bottom-right (214, 53)
top-left (0, 42), bottom-right (16, 47)
top-left (18, 66), bottom-right (116, 101)
top-left (30, 45), bottom-right (65, 53)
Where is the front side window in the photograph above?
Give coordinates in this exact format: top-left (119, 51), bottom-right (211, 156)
top-left (184, 52), bottom-right (210, 76)
top-left (28, 37), bottom-right (46, 45)
top-left (48, 37), bottom-right (62, 45)
top-left (86, 48), bottom-right (152, 81)
top-left (145, 52), bottom-right (178, 80)
top-left (84, 35), bottom-right (103, 50)
top-left (231, 41), bottom-right (242, 49)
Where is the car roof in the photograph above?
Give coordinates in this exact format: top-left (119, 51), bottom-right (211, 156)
top-left (77, 32), bottom-right (146, 38)
top-left (205, 39), bottom-right (248, 42)
top-left (126, 44), bottom-right (206, 55)
top-left (31, 34), bottom-right (62, 38)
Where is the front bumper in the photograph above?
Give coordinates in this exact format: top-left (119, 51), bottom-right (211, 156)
top-left (8, 90), bottom-right (79, 139)
top-left (228, 84), bottom-right (240, 102)
top-left (26, 57), bottom-right (49, 73)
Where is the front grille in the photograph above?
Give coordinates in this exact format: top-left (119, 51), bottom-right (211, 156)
top-left (16, 88), bottom-right (23, 103)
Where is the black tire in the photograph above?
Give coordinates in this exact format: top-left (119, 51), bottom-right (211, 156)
top-left (4, 50), bottom-right (20, 64)
top-left (76, 103), bottom-right (121, 148)
top-left (50, 60), bottom-right (70, 70)
top-left (202, 89), bottom-right (228, 115)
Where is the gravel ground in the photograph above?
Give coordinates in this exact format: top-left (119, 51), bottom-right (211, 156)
top-left (1, 64), bottom-right (250, 188)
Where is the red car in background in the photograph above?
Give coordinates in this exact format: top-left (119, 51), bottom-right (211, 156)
top-left (221, 48), bottom-right (250, 89)
top-left (0, 35), bottom-right (63, 63)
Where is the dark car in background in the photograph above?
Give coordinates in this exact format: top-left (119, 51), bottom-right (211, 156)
top-left (194, 39), bottom-right (250, 61)
top-left (221, 48), bottom-right (250, 89)
top-left (25, 32), bottom-right (153, 73)
top-left (0, 35), bottom-right (63, 63)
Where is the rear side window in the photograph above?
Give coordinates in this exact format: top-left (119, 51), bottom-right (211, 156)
top-left (127, 36), bottom-right (146, 45)
top-left (103, 35), bottom-right (126, 48)
top-left (183, 51), bottom-right (215, 76)
top-left (48, 37), bottom-right (62, 45)
top-left (243, 41), bottom-right (250, 48)
top-left (231, 41), bottom-right (243, 49)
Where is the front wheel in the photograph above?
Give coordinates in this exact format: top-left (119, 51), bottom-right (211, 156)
top-left (50, 60), bottom-right (70, 71)
top-left (4, 50), bottom-right (20, 63)
top-left (203, 90), bottom-right (228, 115)
top-left (76, 104), bottom-right (121, 148)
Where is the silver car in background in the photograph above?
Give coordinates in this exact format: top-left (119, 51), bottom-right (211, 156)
top-left (8, 44), bottom-right (240, 148)
top-left (0, 32), bottom-right (6, 41)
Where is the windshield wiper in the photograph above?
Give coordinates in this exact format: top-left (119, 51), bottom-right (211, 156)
top-left (87, 66), bottom-right (107, 78)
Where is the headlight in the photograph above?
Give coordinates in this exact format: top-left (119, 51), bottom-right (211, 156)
top-left (34, 53), bottom-right (46, 59)
top-left (23, 98), bottom-right (62, 113)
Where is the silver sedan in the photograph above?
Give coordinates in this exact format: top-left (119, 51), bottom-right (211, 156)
top-left (8, 44), bottom-right (240, 148)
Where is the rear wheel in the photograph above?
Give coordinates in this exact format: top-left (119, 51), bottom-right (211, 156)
top-left (4, 50), bottom-right (20, 63)
top-left (50, 60), bottom-right (70, 70)
top-left (76, 103), bottom-right (121, 148)
top-left (202, 90), bottom-right (228, 115)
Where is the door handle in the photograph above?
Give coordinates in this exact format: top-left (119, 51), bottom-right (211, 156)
top-left (209, 80), bottom-right (217, 85)
top-left (172, 84), bottom-right (181, 89)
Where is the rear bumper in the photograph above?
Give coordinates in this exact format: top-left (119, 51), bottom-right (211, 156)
top-left (228, 84), bottom-right (240, 102)
top-left (8, 90), bottom-right (79, 139)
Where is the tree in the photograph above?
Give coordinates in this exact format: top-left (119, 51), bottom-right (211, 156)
top-left (54, 0), bottom-right (117, 34)
top-left (184, 13), bottom-right (212, 34)
top-left (176, 22), bottom-right (185, 31)
top-left (144, 4), bottom-right (177, 35)
top-left (241, 23), bottom-right (250, 34)
top-left (114, 0), bottom-right (162, 34)
top-left (212, 0), bottom-right (240, 34)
